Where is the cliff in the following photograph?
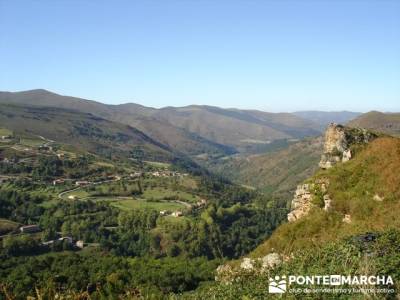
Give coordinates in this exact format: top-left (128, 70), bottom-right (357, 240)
top-left (319, 123), bottom-right (377, 169)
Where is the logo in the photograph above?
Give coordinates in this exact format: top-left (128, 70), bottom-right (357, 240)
top-left (269, 275), bottom-right (287, 293)
top-left (267, 274), bottom-right (394, 295)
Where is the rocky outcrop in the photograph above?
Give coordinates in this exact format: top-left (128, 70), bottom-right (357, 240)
top-left (215, 252), bottom-right (284, 283)
top-left (319, 123), bottom-right (376, 169)
top-left (288, 124), bottom-right (377, 222)
top-left (287, 184), bottom-right (314, 222)
top-left (287, 179), bottom-right (331, 222)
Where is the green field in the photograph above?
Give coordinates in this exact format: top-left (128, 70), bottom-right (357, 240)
top-left (144, 160), bottom-right (171, 168)
top-left (142, 187), bottom-right (200, 203)
top-left (19, 137), bottom-right (46, 147)
top-left (109, 198), bottom-right (186, 211)
top-left (60, 189), bottom-right (90, 200)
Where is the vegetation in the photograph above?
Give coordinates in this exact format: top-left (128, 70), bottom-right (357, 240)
top-left (251, 137), bottom-right (400, 257)
top-left (202, 137), bottom-right (323, 205)
top-left (0, 96), bottom-right (399, 299)
top-left (191, 230), bottom-right (400, 299)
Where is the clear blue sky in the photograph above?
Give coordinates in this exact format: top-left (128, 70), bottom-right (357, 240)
top-left (0, 0), bottom-right (399, 112)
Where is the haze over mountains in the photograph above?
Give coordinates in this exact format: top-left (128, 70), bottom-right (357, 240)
top-left (0, 89), bottom-right (364, 156)
top-left (293, 110), bottom-right (362, 129)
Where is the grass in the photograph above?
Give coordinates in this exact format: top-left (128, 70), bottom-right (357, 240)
top-left (250, 137), bottom-right (400, 258)
top-left (60, 189), bottom-right (90, 200)
top-left (142, 187), bottom-right (200, 203)
top-left (0, 128), bottom-right (13, 136)
top-left (109, 198), bottom-right (186, 211)
top-left (144, 160), bottom-right (171, 168)
top-left (19, 137), bottom-right (46, 147)
top-left (0, 218), bottom-right (20, 235)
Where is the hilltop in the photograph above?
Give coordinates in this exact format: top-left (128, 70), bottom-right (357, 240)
top-left (348, 111), bottom-right (400, 137)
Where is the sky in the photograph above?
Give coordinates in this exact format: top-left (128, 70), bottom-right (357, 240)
top-left (0, 0), bottom-right (399, 112)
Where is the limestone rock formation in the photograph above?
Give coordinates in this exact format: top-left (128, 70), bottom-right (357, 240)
top-left (319, 123), bottom-right (376, 169)
top-left (287, 123), bottom-right (376, 222)
top-left (287, 184), bottom-right (314, 222)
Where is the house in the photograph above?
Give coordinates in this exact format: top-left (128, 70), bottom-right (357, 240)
top-left (159, 210), bottom-right (168, 216)
top-left (1, 135), bottom-right (11, 140)
top-left (75, 180), bottom-right (90, 186)
top-left (171, 211), bottom-right (183, 217)
top-left (57, 153), bottom-right (65, 159)
top-left (152, 171), bottom-right (161, 177)
top-left (76, 240), bottom-right (85, 249)
top-left (53, 179), bottom-right (65, 185)
top-left (68, 195), bottom-right (76, 200)
top-left (20, 225), bottom-right (40, 233)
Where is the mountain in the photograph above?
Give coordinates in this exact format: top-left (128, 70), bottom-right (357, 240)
top-left (201, 137), bottom-right (323, 204)
top-left (0, 90), bottom-right (233, 156)
top-left (0, 103), bottom-right (173, 161)
top-left (150, 105), bottom-right (322, 149)
top-left (347, 111), bottom-right (400, 137)
top-left (293, 110), bottom-right (361, 129)
top-left (0, 90), bottom-right (322, 154)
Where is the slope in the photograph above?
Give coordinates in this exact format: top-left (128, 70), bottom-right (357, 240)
top-left (191, 129), bottom-right (400, 299)
top-left (201, 137), bottom-right (323, 203)
top-left (348, 111), bottom-right (400, 137)
top-left (153, 105), bottom-right (321, 149)
top-left (0, 103), bottom-right (173, 161)
top-left (0, 90), bottom-right (233, 156)
top-left (0, 90), bottom-right (322, 154)
top-left (252, 136), bottom-right (400, 257)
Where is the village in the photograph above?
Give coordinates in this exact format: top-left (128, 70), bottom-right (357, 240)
top-left (0, 128), bottom-right (209, 253)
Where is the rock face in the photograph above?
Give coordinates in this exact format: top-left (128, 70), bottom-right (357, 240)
top-left (319, 123), bottom-right (376, 169)
top-left (287, 184), bottom-right (314, 222)
top-left (287, 179), bottom-right (331, 222)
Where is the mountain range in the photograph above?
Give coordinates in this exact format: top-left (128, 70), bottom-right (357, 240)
top-left (0, 89), bottom-right (352, 156)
